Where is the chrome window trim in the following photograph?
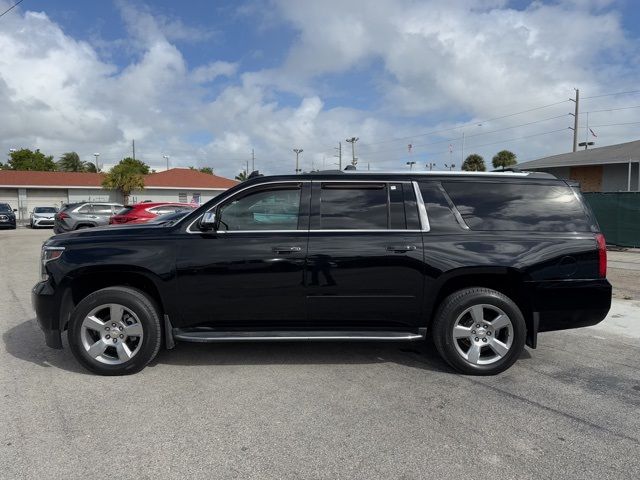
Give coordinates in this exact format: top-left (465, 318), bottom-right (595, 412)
top-left (412, 181), bottom-right (430, 232)
top-left (186, 180), bottom-right (309, 234)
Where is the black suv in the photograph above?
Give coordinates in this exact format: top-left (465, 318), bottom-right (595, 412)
top-left (33, 171), bottom-right (611, 375)
top-left (0, 203), bottom-right (17, 229)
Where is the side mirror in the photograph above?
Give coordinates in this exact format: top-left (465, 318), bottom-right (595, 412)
top-left (200, 211), bottom-right (218, 231)
top-left (13, 209), bottom-right (17, 212)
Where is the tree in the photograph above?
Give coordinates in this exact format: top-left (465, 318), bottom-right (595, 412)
top-left (199, 167), bottom-right (214, 175)
top-left (102, 157), bottom-right (149, 203)
top-left (7, 149), bottom-right (56, 171)
top-left (57, 152), bottom-right (87, 172)
top-left (235, 170), bottom-right (248, 182)
top-left (492, 150), bottom-right (517, 170)
top-left (84, 162), bottom-right (99, 173)
top-left (461, 154), bottom-right (486, 172)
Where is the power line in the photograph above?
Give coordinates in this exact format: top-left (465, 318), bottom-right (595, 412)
top-left (583, 105), bottom-right (640, 114)
top-left (582, 89), bottom-right (640, 100)
top-left (358, 113), bottom-right (570, 159)
top-left (587, 121), bottom-right (640, 128)
top-left (0, 0), bottom-right (24, 19)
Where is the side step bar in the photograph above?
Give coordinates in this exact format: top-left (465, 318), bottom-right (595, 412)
top-left (173, 329), bottom-right (425, 343)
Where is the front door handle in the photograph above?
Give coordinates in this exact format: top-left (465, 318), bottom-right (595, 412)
top-left (386, 245), bottom-right (417, 253)
top-left (273, 246), bottom-right (302, 254)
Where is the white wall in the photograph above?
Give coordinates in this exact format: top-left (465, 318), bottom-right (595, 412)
top-left (68, 189), bottom-right (122, 204)
top-left (128, 188), bottom-right (224, 205)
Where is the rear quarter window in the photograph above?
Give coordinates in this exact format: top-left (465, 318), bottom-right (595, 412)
top-left (443, 182), bottom-right (593, 232)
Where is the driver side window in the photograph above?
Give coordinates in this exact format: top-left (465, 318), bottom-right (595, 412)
top-left (218, 186), bottom-right (301, 231)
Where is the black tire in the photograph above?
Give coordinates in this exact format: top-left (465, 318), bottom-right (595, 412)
top-left (67, 286), bottom-right (162, 375)
top-left (76, 224), bottom-right (92, 230)
top-left (431, 287), bottom-right (526, 375)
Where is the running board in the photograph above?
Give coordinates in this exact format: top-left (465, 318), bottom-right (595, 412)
top-left (173, 329), bottom-right (425, 343)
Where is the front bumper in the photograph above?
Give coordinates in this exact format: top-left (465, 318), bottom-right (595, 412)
top-left (32, 281), bottom-right (63, 349)
top-left (32, 217), bottom-right (55, 227)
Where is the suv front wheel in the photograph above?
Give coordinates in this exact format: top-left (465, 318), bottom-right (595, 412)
top-left (67, 287), bottom-right (162, 375)
top-left (432, 287), bottom-right (526, 375)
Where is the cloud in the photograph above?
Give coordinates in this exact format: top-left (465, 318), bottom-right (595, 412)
top-left (0, 0), bottom-right (638, 178)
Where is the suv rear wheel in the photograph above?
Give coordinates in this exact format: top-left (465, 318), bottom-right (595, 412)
top-left (67, 287), bottom-right (162, 375)
top-left (432, 287), bottom-right (526, 375)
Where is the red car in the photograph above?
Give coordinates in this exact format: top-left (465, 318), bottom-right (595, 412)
top-left (110, 202), bottom-right (195, 225)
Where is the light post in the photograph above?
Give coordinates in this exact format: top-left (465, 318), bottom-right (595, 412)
top-left (293, 148), bottom-right (303, 174)
top-left (406, 161), bottom-right (416, 170)
top-left (93, 153), bottom-right (100, 171)
top-left (426, 162), bottom-right (436, 171)
top-left (345, 137), bottom-right (359, 166)
top-left (163, 155), bottom-right (170, 170)
top-left (445, 163), bottom-right (456, 171)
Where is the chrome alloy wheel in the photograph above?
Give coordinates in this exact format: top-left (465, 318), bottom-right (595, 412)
top-left (80, 303), bottom-right (144, 365)
top-left (452, 304), bottom-right (514, 366)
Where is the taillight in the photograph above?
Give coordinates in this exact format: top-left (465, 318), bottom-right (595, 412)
top-left (596, 233), bottom-right (607, 278)
top-left (56, 211), bottom-right (69, 220)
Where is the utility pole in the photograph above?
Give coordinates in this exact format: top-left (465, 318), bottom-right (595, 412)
top-left (163, 155), bottom-right (169, 171)
top-left (293, 148), bottom-right (303, 174)
top-left (346, 137), bottom-right (359, 166)
top-left (461, 132), bottom-right (465, 163)
top-left (132, 139), bottom-right (136, 160)
top-left (569, 88), bottom-right (579, 152)
top-left (251, 149), bottom-right (255, 172)
top-left (334, 142), bottom-right (342, 170)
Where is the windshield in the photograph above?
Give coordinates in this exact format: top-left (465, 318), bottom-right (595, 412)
top-left (0, 204), bottom-right (12, 212)
top-left (115, 206), bottom-right (134, 215)
top-left (149, 210), bottom-right (191, 225)
top-left (34, 207), bottom-right (57, 213)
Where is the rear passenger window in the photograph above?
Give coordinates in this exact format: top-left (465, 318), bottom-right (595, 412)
top-left (443, 182), bottom-right (592, 232)
top-left (418, 182), bottom-right (462, 231)
top-left (320, 184), bottom-right (387, 229)
top-left (91, 204), bottom-right (113, 215)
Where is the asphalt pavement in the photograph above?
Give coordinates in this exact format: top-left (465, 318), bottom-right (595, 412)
top-left (1, 228), bottom-right (639, 480)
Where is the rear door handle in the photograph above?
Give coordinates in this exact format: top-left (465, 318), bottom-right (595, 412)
top-left (273, 246), bottom-right (302, 254)
top-left (386, 245), bottom-right (417, 253)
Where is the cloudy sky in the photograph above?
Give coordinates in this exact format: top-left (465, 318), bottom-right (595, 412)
top-left (0, 0), bottom-right (639, 177)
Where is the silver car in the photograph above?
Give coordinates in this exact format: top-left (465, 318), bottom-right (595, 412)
top-left (54, 202), bottom-right (123, 234)
top-left (30, 206), bottom-right (58, 228)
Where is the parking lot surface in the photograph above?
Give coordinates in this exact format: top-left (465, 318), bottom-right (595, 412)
top-left (1, 228), bottom-right (639, 480)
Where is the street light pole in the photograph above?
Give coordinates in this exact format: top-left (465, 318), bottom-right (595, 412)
top-left (293, 148), bottom-right (303, 174)
top-left (163, 155), bottom-right (170, 171)
top-left (406, 161), bottom-right (416, 170)
top-left (427, 162), bottom-right (436, 171)
top-left (93, 153), bottom-right (100, 171)
top-left (345, 137), bottom-right (359, 166)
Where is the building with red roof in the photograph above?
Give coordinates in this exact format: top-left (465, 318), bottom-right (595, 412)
top-left (0, 168), bottom-right (237, 220)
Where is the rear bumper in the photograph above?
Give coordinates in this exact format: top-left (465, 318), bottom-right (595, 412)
top-left (32, 281), bottom-right (63, 349)
top-left (528, 279), bottom-right (612, 333)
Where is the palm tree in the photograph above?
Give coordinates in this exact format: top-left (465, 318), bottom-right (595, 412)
top-left (235, 170), bottom-right (248, 182)
top-left (461, 154), bottom-right (486, 172)
top-left (102, 165), bottom-right (145, 204)
top-left (57, 152), bottom-right (87, 172)
top-left (84, 162), bottom-right (99, 173)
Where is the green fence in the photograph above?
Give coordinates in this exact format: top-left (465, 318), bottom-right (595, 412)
top-left (583, 192), bottom-right (640, 248)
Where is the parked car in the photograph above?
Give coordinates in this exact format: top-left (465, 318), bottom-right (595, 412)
top-left (0, 203), bottom-right (17, 229)
top-left (109, 202), bottom-right (194, 225)
top-left (30, 206), bottom-right (58, 228)
top-left (147, 209), bottom-right (194, 225)
top-left (53, 202), bottom-right (123, 234)
top-left (33, 170), bottom-right (611, 376)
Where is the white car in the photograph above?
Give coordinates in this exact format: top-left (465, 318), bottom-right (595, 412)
top-left (30, 206), bottom-right (58, 228)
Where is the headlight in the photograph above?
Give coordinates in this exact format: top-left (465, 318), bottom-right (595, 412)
top-left (40, 246), bottom-right (65, 281)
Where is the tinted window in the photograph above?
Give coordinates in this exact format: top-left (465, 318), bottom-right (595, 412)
top-left (320, 184), bottom-right (387, 229)
top-left (389, 184), bottom-right (406, 229)
top-left (77, 204), bottom-right (91, 214)
top-left (419, 182), bottom-right (462, 231)
top-left (34, 207), bottom-right (57, 213)
top-left (443, 182), bottom-right (592, 232)
top-left (116, 206), bottom-right (134, 215)
top-left (91, 204), bottom-right (114, 215)
top-left (0, 204), bottom-right (12, 212)
top-left (219, 186), bottom-right (301, 231)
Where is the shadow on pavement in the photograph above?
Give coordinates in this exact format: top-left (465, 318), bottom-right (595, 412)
top-left (4, 318), bottom-right (531, 375)
top-left (3, 318), bottom-right (88, 375)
